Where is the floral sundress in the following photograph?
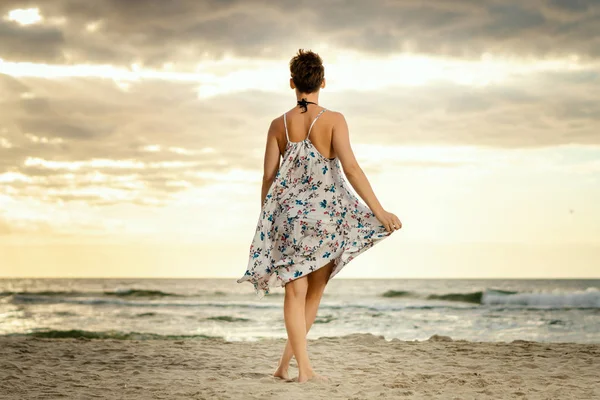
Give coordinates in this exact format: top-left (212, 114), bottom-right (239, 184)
top-left (237, 108), bottom-right (392, 298)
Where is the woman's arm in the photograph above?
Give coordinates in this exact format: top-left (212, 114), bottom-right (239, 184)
top-left (332, 112), bottom-right (402, 232)
top-left (261, 118), bottom-right (281, 206)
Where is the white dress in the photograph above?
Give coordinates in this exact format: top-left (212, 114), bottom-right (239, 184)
top-left (237, 108), bottom-right (392, 298)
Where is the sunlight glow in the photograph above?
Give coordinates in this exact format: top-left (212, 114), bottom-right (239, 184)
top-left (193, 169), bottom-right (261, 183)
top-left (0, 52), bottom-right (591, 99)
top-left (138, 145), bottom-right (216, 155)
top-left (142, 145), bottom-right (161, 152)
top-left (6, 8), bottom-right (42, 25)
top-left (169, 147), bottom-right (216, 155)
top-left (24, 134), bottom-right (64, 144)
top-left (0, 138), bottom-right (12, 148)
top-left (46, 186), bottom-right (133, 201)
top-left (23, 157), bottom-right (202, 170)
top-left (85, 20), bottom-right (102, 32)
top-left (169, 147), bottom-right (194, 155)
top-left (0, 172), bottom-right (31, 183)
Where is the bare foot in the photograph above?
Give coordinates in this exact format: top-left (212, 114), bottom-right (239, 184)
top-left (273, 366), bottom-right (290, 380)
top-left (298, 371), bottom-right (329, 384)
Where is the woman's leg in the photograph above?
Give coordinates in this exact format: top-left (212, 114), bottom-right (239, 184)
top-left (282, 274), bottom-right (314, 382)
top-left (274, 260), bottom-right (335, 380)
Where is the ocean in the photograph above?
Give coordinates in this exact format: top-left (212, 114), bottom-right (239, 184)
top-left (0, 278), bottom-right (598, 343)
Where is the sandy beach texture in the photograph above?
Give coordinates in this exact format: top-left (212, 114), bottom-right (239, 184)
top-left (0, 333), bottom-right (598, 400)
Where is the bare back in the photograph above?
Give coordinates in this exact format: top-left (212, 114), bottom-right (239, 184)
top-left (278, 107), bottom-right (337, 160)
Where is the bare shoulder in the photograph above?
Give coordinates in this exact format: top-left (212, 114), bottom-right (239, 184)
top-left (323, 109), bottom-right (342, 124)
top-left (326, 110), bottom-right (348, 132)
top-left (326, 109), bottom-right (344, 120)
top-left (272, 114), bottom-right (284, 127)
top-left (268, 115), bottom-right (283, 134)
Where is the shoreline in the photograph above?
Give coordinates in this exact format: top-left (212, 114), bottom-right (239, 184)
top-left (0, 329), bottom-right (599, 345)
top-left (1, 333), bottom-right (598, 399)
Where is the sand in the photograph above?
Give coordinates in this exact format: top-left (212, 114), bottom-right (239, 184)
top-left (0, 333), bottom-right (598, 400)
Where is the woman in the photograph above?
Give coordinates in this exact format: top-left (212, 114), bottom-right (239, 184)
top-left (237, 49), bottom-right (402, 383)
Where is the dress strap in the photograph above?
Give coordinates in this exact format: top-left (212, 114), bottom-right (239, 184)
top-left (283, 113), bottom-right (289, 142)
top-left (306, 108), bottom-right (327, 140)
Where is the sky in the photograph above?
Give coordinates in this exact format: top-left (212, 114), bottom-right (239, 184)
top-left (0, 0), bottom-right (599, 279)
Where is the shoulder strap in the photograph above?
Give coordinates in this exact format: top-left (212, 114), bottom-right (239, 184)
top-left (306, 108), bottom-right (327, 140)
top-left (283, 113), bottom-right (289, 142)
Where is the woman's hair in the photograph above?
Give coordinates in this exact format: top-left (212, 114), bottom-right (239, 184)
top-left (289, 49), bottom-right (324, 94)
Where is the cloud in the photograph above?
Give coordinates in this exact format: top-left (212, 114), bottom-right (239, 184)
top-left (0, 74), bottom-right (278, 206)
top-left (0, 68), bottom-right (597, 210)
top-left (547, 0), bottom-right (595, 13)
top-left (0, 19), bottom-right (64, 62)
top-left (328, 69), bottom-right (600, 148)
top-left (0, 1), bottom-right (598, 211)
top-left (0, 0), bottom-right (599, 65)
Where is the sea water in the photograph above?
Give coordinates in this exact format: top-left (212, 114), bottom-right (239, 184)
top-left (0, 278), bottom-right (598, 343)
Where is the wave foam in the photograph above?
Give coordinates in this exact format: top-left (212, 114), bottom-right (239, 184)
top-left (482, 287), bottom-right (600, 308)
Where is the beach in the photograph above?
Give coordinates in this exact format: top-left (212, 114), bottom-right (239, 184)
top-left (1, 333), bottom-right (598, 400)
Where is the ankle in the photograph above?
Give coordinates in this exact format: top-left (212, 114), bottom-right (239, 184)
top-left (276, 361), bottom-right (289, 370)
top-left (298, 367), bottom-right (314, 376)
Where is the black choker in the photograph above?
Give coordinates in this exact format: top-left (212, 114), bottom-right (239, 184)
top-left (297, 98), bottom-right (318, 113)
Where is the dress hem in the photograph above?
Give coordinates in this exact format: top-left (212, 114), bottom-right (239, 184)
top-left (237, 228), bottom-right (392, 299)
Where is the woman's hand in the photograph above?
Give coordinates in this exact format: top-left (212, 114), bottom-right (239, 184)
top-left (374, 209), bottom-right (402, 233)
